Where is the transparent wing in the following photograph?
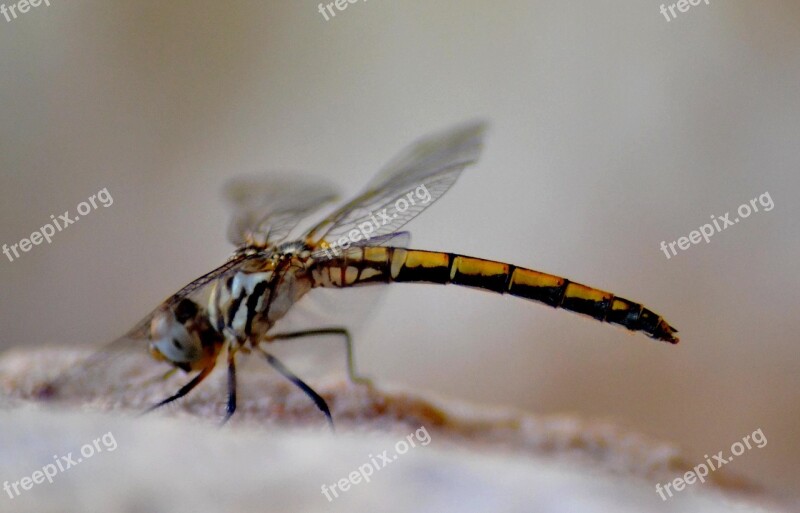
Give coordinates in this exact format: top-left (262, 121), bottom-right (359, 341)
top-left (349, 231), bottom-right (411, 250)
top-left (303, 120), bottom-right (487, 246)
top-left (125, 254), bottom-right (253, 339)
top-left (261, 232), bottom-right (411, 381)
top-left (42, 255), bottom-right (258, 406)
top-left (300, 231), bottom-right (411, 330)
top-left (310, 230), bottom-right (410, 260)
top-left (225, 175), bottom-right (339, 247)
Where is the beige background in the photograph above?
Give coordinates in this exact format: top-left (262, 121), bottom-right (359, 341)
top-left (0, 0), bottom-right (797, 503)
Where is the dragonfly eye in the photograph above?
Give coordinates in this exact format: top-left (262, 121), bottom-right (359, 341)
top-left (173, 298), bottom-right (199, 323)
top-left (149, 305), bottom-right (204, 364)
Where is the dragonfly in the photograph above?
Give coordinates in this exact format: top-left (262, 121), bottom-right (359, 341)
top-left (45, 121), bottom-right (678, 426)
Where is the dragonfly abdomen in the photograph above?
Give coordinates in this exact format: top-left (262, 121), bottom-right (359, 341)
top-left (311, 247), bottom-right (678, 343)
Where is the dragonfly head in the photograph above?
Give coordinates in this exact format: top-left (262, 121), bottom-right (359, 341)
top-left (149, 299), bottom-right (223, 371)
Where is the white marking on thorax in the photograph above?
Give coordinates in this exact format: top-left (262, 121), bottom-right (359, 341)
top-left (226, 271), bottom-right (272, 334)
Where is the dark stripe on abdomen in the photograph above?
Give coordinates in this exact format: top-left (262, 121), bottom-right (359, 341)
top-left (311, 247), bottom-right (678, 343)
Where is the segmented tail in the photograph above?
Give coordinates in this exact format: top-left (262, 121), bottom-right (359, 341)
top-left (310, 247), bottom-right (678, 343)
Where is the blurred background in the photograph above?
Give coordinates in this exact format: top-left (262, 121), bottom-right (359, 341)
top-left (0, 0), bottom-right (797, 502)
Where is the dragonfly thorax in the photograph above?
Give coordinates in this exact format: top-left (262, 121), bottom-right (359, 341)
top-left (208, 256), bottom-right (314, 346)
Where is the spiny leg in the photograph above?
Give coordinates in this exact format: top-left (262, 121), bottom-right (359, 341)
top-left (141, 364), bottom-right (215, 416)
top-left (256, 346), bottom-right (334, 430)
top-left (221, 350), bottom-right (237, 426)
top-left (266, 327), bottom-right (372, 386)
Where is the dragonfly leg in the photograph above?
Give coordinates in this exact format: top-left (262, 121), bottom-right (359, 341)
top-left (265, 328), bottom-right (372, 386)
top-left (141, 364), bottom-right (215, 416)
top-left (135, 367), bottom-right (180, 391)
top-left (256, 346), bottom-right (334, 430)
top-left (220, 350), bottom-right (237, 426)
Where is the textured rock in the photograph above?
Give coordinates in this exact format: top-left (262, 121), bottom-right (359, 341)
top-left (0, 347), bottom-right (786, 513)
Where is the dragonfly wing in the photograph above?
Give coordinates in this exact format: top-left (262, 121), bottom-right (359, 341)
top-left (39, 330), bottom-right (176, 408)
top-left (156, 254), bottom-right (254, 312)
top-left (287, 231), bottom-right (411, 332)
top-left (42, 256), bottom-right (256, 406)
top-left (263, 232), bottom-right (411, 381)
top-left (310, 231), bottom-right (411, 259)
top-left (351, 231), bottom-right (411, 249)
top-left (304, 120), bottom-right (487, 246)
top-left (225, 175), bottom-right (340, 247)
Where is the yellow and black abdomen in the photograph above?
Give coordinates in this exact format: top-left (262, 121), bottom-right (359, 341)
top-left (310, 247), bottom-right (678, 343)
